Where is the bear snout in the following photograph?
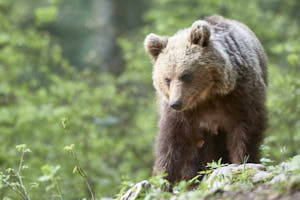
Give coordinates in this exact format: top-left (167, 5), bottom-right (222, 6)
top-left (170, 100), bottom-right (183, 110)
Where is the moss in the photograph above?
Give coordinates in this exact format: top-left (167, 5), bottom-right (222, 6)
top-left (232, 168), bottom-right (256, 180)
top-left (231, 168), bottom-right (256, 188)
top-left (286, 175), bottom-right (300, 192)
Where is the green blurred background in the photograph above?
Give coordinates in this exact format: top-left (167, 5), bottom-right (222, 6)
top-left (0, 0), bottom-right (299, 199)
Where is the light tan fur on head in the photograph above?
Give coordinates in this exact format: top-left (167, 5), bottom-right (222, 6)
top-left (145, 20), bottom-right (236, 111)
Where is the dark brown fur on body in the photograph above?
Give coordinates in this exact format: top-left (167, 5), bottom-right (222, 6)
top-left (145, 15), bottom-right (268, 183)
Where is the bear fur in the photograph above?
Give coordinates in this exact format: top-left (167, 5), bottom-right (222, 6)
top-left (144, 15), bottom-right (268, 183)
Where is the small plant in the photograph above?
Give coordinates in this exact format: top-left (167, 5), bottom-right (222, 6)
top-left (199, 158), bottom-right (227, 176)
top-left (148, 173), bottom-right (170, 190)
top-left (144, 175), bottom-right (173, 200)
top-left (63, 144), bottom-right (95, 200)
top-left (207, 158), bottom-right (226, 169)
top-left (0, 144), bottom-right (36, 200)
top-left (115, 178), bottom-right (135, 199)
top-left (38, 165), bottom-right (63, 199)
top-left (231, 168), bottom-right (256, 189)
top-left (61, 117), bottom-right (95, 200)
top-left (242, 155), bottom-right (250, 172)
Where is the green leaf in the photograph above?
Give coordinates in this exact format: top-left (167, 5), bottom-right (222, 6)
top-left (63, 144), bottom-right (75, 152)
top-left (15, 144), bottom-right (26, 152)
top-left (35, 6), bottom-right (58, 26)
top-left (72, 166), bottom-right (78, 174)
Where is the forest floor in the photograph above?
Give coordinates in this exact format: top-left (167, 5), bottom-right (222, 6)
top-left (115, 155), bottom-right (300, 200)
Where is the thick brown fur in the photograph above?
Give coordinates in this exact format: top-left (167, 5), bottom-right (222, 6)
top-left (144, 15), bottom-right (268, 183)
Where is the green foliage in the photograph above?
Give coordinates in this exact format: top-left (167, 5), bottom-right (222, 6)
top-left (0, 145), bottom-right (34, 200)
top-left (0, 0), bottom-right (155, 198)
top-left (264, 41), bottom-right (300, 160)
top-left (63, 144), bottom-right (95, 200)
top-left (35, 7), bottom-right (58, 26)
top-left (198, 158), bottom-right (227, 176)
top-left (39, 165), bottom-right (62, 198)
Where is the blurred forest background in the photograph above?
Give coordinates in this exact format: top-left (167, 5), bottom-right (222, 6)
top-left (0, 0), bottom-right (299, 199)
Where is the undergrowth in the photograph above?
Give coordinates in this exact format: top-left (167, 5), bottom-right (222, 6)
top-left (1, 144), bottom-right (300, 200)
top-left (116, 156), bottom-right (300, 200)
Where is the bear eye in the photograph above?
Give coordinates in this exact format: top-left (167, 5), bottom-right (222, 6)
top-left (165, 78), bottom-right (171, 86)
top-left (180, 74), bottom-right (192, 83)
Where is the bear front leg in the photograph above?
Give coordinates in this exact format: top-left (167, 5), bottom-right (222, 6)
top-left (226, 122), bottom-right (264, 164)
top-left (226, 125), bottom-right (248, 164)
top-left (153, 110), bottom-right (195, 183)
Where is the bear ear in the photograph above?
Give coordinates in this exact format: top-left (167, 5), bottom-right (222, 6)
top-left (189, 20), bottom-right (211, 47)
top-left (144, 33), bottom-right (168, 58)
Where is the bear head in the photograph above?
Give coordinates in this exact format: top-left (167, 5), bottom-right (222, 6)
top-left (144, 20), bottom-right (236, 111)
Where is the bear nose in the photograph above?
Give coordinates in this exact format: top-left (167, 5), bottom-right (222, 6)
top-left (170, 100), bottom-right (182, 110)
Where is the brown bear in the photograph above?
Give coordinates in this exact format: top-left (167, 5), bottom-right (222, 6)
top-left (144, 15), bottom-right (268, 183)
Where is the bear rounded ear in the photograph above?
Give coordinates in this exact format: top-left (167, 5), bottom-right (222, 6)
top-left (189, 20), bottom-right (211, 47)
top-left (144, 33), bottom-right (168, 58)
